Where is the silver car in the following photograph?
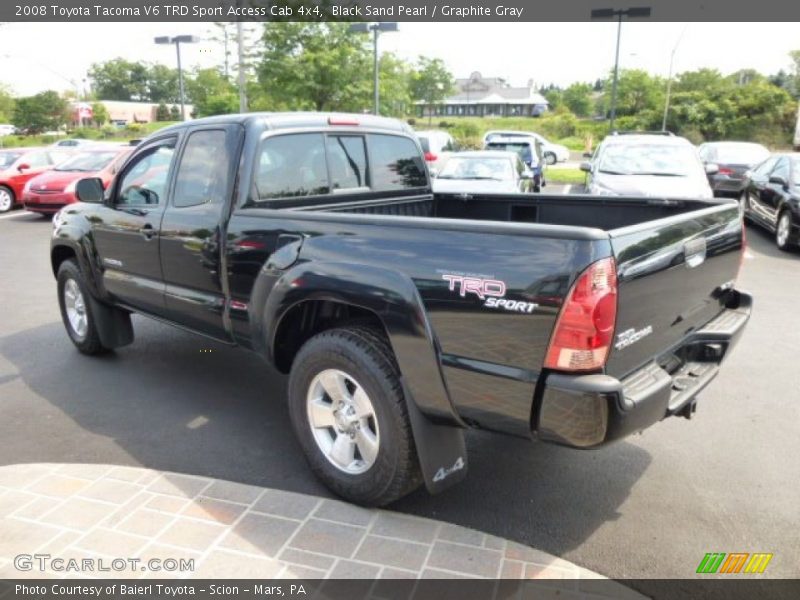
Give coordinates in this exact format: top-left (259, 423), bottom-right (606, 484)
top-left (581, 133), bottom-right (716, 199)
top-left (431, 151), bottom-right (534, 194)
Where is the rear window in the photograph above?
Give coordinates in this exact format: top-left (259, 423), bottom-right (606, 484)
top-left (256, 133), bottom-right (329, 199)
top-left (253, 132), bottom-right (426, 202)
top-left (369, 134), bottom-right (427, 191)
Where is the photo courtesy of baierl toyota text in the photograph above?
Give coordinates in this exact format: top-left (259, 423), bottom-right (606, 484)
top-left (0, 1), bottom-right (799, 599)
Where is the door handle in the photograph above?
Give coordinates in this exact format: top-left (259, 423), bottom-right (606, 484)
top-left (139, 224), bottom-right (156, 240)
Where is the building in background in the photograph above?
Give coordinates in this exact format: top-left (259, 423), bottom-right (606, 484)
top-left (69, 100), bottom-right (194, 126)
top-left (418, 72), bottom-right (549, 119)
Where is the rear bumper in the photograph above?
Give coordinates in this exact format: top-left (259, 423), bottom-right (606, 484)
top-left (23, 192), bottom-right (74, 214)
top-left (536, 289), bottom-right (752, 448)
top-left (710, 176), bottom-right (746, 195)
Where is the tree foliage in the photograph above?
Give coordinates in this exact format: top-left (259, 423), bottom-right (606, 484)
top-left (562, 83), bottom-right (593, 117)
top-left (257, 23), bottom-right (372, 112)
top-left (12, 91), bottom-right (69, 134)
top-left (0, 85), bottom-right (15, 123)
top-left (409, 57), bottom-right (454, 119)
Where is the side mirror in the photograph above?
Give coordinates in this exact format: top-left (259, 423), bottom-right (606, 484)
top-left (704, 163), bottom-right (720, 175)
top-left (75, 177), bottom-right (105, 204)
top-left (579, 161), bottom-right (592, 173)
top-left (768, 175), bottom-right (787, 188)
top-left (17, 163), bottom-right (30, 172)
top-left (582, 152), bottom-right (593, 158)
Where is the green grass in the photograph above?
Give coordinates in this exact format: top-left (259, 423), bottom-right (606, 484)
top-left (546, 168), bottom-right (587, 185)
top-left (0, 121), bottom-right (180, 148)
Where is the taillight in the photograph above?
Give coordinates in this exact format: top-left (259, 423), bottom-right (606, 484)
top-left (544, 257), bottom-right (618, 372)
top-left (424, 152), bottom-right (437, 162)
top-left (718, 167), bottom-right (734, 176)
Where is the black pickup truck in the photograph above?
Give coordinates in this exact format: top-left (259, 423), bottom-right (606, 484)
top-left (51, 113), bottom-right (751, 505)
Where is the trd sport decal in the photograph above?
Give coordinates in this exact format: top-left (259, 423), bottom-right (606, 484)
top-left (441, 274), bottom-right (538, 314)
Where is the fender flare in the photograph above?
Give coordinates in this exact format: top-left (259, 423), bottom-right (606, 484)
top-left (256, 261), bottom-right (468, 494)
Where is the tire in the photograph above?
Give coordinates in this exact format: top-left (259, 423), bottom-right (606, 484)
top-left (544, 152), bottom-right (557, 166)
top-left (776, 210), bottom-right (794, 252)
top-left (0, 185), bottom-right (14, 213)
top-left (288, 325), bottom-right (422, 506)
top-left (57, 259), bottom-right (109, 355)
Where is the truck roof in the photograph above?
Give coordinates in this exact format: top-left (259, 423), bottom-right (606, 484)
top-left (155, 112), bottom-right (414, 135)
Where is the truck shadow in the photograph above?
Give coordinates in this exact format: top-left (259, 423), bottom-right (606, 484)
top-left (0, 318), bottom-right (650, 557)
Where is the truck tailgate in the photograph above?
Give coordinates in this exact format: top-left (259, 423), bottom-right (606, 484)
top-left (605, 202), bottom-right (743, 380)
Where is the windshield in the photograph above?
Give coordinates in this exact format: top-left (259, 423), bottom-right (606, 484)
top-left (486, 142), bottom-right (535, 165)
top-left (0, 152), bottom-right (22, 169)
top-left (598, 143), bottom-right (701, 176)
top-left (707, 143), bottom-right (770, 165)
top-left (54, 151), bottom-right (118, 172)
top-left (438, 157), bottom-right (513, 180)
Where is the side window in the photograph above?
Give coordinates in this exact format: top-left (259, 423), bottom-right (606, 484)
top-left (771, 158), bottom-right (790, 182)
top-left (256, 133), bottom-right (328, 200)
top-left (25, 152), bottom-right (50, 168)
top-left (173, 130), bottom-right (229, 208)
top-left (368, 134), bottom-right (427, 191)
top-left (752, 156), bottom-right (778, 179)
top-left (116, 139), bottom-right (176, 207)
top-left (327, 135), bottom-right (367, 191)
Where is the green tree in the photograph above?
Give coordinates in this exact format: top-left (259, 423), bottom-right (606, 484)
top-left (409, 57), bottom-right (454, 125)
top-left (155, 102), bottom-right (170, 121)
top-left (169, 105), bottom-right (180, 120)
top-left (198, 93), bottom-right (239, 117)
top-left (544, 88), bottom-right (563, 111)
top-left (147, 64), bottom-right (179, 104)
top-left (91, 102), bottom-right (109, 126)
top-left (562, 82), bottom-right (593, 117)
top-left (185, 68), bottom-right (239, 116)
top-left (257, 23), bottom-right (373, 113)
top-left (788, 49), bottom-right (800, 97)
top-left (0, 85), bottom-right (15, 123)
top-left (12, 91), bottom-right (69, 134)
top-left (378, 53), bottom-right (412, 117)
top-left (89, 58), bottom-right (149, 101)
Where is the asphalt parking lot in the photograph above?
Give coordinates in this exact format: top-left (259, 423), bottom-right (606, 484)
top-left (0, 208), bottom-right (798, 591)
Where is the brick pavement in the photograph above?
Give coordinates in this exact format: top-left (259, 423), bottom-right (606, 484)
top-left (0, 463), bottom-right (644, 598)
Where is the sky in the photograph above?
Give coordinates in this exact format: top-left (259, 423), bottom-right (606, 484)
top-left (1, 22), bottom-right (798, 97)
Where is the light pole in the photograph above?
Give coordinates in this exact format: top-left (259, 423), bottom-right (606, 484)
top-left (661, 26), bottom-right (687, 132)
top-left (348, 22), bottom-right (398, 115)
top-left (591, 6), bottom-right (651, 131)
top-left (154, 35), bottom-right (200, 121)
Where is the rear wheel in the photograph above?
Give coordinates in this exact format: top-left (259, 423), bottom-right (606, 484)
top-left (288, 325), bottom-right (421, 506)
top-left (0, 186), bottom-right (14, 213)
top-left (544, 152), bottom-right (557, 165)
top-left (776, 210), bottom-right (794, 251)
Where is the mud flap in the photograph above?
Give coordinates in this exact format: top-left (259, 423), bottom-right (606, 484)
top-left (86, 294), bottom-right (134, 349)
top-left (402, 381), bottom-right (468, 494)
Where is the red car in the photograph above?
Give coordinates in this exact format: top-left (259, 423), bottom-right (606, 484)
top-left (23, 145), bottom-right (132, 215)
top-left (0, 147), bottom-right (73, 213)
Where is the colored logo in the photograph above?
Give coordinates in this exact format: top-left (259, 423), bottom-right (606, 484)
top-left (696, 553), bottom-right (773, 574)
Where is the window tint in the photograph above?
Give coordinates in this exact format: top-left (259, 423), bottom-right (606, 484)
top-left (173, 130), bottom-right (229, 208)
top-left (24, 152), bottom-right (50, 168)
top-left (752, 156), bottom-right (778, 178)
top-left (327, 135), bottom-right (367, 191)
top-left (771, 157), bottom-right (790, 182)
top-left (117, 140), bottom-right (176, 206)
top-left (369, 134), bottom-right (427, 191)
top-left (256, 134), bottom-right (328, 199)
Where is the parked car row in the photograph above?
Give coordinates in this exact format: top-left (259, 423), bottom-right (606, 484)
top-left (0, 143), bottom-right (133, 214)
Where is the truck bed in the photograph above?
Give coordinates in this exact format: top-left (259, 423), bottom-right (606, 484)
top-left (286, 192), bottom-right (717, 233)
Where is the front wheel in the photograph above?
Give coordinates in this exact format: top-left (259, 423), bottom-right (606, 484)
top-left (776, 210), bottom-right (794, 251)
top-left (57, 259), bottom-right (109, 355)
top-left (288, 325), bottom-right (421, 506)
top-left (0, 185), bottom-right (14, 213)
top-left (544, 152), bottom-right (557, 166)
